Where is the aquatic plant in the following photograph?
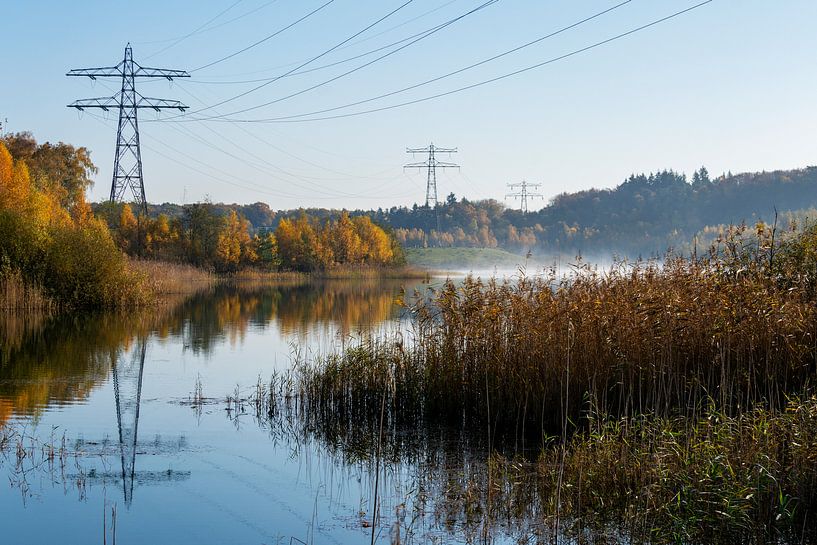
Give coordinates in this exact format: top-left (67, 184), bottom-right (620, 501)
top-left (261, 228), bottom-right (817, 542)
top-left (296, 254), bottom-right (817, 442)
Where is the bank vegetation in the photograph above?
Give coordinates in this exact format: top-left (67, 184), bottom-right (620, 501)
top-left (282, 223), bottom-right (817, 543)
top-left (0, 132), bottom-right (410, 311)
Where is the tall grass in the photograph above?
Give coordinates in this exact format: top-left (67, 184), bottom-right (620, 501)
top-left (128, 259), bottom-right (215, 297)
top-left (297, 255), bottom-right (817, 442)
top-left (276, 227), bottom-right (817, 542)
top-left (0, 269), bottom-right (54, 312)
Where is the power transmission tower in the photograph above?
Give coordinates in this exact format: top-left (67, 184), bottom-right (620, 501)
top-left (405, 143), bottom-right (459, 231)
top-left (67, 44), bottom-right (189, 213)
top-left (506, 180), bottom-right (543, 214)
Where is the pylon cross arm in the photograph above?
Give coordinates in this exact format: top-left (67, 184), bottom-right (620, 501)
top-left (66, 97), bottom-right (188, 111)
top-left (67, 97), bottom-right (121, 111)
top-left (66, 66), bottom-right (123, 79)
top-left (133, 65), bottom-right (190, 79)
top-left (136, 97), bottom-right (189, 111)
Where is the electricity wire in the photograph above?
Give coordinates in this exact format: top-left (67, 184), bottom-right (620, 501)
top-left (169, 0), bottom-right (417, 119)
top-left (183, 0), bottom-right (497, 120)
top-left (186, 11), bottom-right (473, 85)
top-left (143, 0), bottom-right (244, 60)
top-left (190, 0), bottom-right (337, 72)
top-left (192, 0), bottom-right (462, 79)
top-left (136, 1), bottom-right (280, 47)
top-left (195, 0), bottom-right (712, 124)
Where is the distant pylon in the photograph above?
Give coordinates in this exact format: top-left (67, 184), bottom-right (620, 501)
top-left (506, 181), bottom-right (543, 214)
top-left (405, 143), bottom-right (459, 231)
top-left (67, 44), bottom-right (189, 213)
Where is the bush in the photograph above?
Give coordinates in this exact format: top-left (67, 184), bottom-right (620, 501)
top-left (43, 219), bottom-right (148, 308)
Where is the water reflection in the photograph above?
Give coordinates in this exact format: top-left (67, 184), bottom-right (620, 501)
top-left (171, 280), bottom-right (407, 354)
top-left (0, 312), bottom-right (122, 425)
top-left (0, 279), bottom-right (416, 424)
top-left (0, 277), bottom-right (432, 541)
top-left (112, 338), bottom-right (145, 506)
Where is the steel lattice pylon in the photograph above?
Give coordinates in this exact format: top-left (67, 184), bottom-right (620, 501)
top-left (506, 180), bottom-right (543, 214)
top-left (67, 44), bottom-right (189, 212)
top-left (405, 143), bottom-right (459, 231)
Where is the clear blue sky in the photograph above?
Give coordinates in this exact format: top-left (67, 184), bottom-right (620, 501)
top-left (3, 0), bottom-right (816, 209)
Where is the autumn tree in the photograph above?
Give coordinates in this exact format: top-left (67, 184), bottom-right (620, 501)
top-left (1, 132), bottom-right (97, 211)
top-left (216, 210), bottom-right (255, 272)
top-left (330, 212), bottom-right (363, 263)
top-left (0, 139), bottom-right (140, 308)
top-left (276, 215), bottom-right (321, 271)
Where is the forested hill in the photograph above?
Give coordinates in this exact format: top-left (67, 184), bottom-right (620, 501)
top-left (149, 166), bottom-right (817, 258)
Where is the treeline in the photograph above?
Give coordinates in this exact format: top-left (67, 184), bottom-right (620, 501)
top-left (376, 167), bottom-right (817, 256)
top-left (96, 203), bottom-right (404, 273)
top-left (0, 131), bottom-right (405, 309)
top-left (185, 166), bottom-right (817, 258)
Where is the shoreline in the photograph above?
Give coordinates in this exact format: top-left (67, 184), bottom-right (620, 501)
top-left (0, 259), bottom-right (434, 312)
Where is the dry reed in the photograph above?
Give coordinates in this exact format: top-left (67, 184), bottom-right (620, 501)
top-left (0, 270), bottom-right (55, 312)
top-left (128, 259), bottom-right (215, 297)
top-left (295, 253), bottom-right (817, 443)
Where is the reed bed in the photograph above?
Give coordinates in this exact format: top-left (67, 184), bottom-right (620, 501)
top-left (295, 254), bottom-right (817, 442)
top-left (238, 375), bottom-right (817, 544)
top-left (0, 270), bottom-right (55, 312)
top-left (277, 234), bottom-right (817, 541)
top-left (128, 259), bottom-right (216, 297)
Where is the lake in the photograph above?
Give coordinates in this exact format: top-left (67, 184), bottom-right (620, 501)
top-left (1, 277), bottom-right (530, 545)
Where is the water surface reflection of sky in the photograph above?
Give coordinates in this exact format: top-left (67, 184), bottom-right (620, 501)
top-left (2, 279), bottom-right (489, 545)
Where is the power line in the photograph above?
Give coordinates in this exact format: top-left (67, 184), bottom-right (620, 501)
top-left (183, 0), bottom-right (497, 120)
top-left (199, 0), bottom-right (712, 124)
top-left (178, 0), bottom-right (631, 122)
top-left (142, 0), bottom-right (244, 60)
top-left (180, 0), bottom-right (462, 80)
top-left (136, 1), bottom-right (279, 47)
top-left (190, 0), bottom-right (336, 72)
top-left (169, 0), bottom-right (417, 119)
top-left (184, 6), bottom-right (479, 85)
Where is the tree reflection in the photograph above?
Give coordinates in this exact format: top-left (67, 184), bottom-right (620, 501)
top-left (0, 278), bottom-right (417, 424)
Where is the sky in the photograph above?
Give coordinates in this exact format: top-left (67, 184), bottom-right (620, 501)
top-left (3, 0), bottom-right (817, 210)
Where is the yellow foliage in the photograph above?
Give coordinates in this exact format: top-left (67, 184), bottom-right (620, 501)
top-left (0, 150), bottom-right (31, 211)
top-left (0, 141), bottom-right (145, 308)
top-left (0, 143), bottom-right (12, 186)
top-left (216, 210), bottom-right (254, 271)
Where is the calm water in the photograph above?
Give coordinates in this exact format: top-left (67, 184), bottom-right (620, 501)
top-left (1, 278), bottom-right (527, 545)
top-left (0, 281), bottom-right (428, 544)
